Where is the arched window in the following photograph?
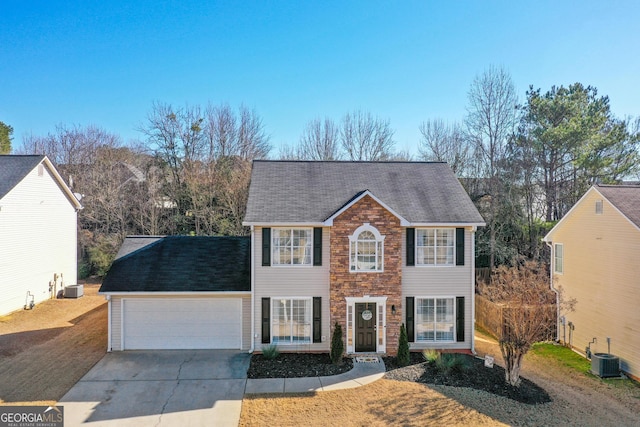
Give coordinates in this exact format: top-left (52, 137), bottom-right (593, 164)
top-left (349, 224), bottom-right (384, 272)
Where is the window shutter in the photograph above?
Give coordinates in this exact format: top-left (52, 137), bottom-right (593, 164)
top-left (313, 228), bottom-right (322, 266)
top-left (261, 298), bottom-right (270, 344)
top-left (313, 297), bottom-right (321, 343)
top-left (262, 228), bottom-right (271, 266)
top-left (456, 228), bottom-right (465, 266)
top-left (406, 297), bottom-right (415, 343)
top-left (456, 296), bottom-right (465, 342)
top-left (406, 228), bottom-right (415, 266)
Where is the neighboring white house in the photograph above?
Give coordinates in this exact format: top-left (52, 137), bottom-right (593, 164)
top-left (544, 184), bottom-right (640, 381)
top-left (0, 155), bottom-right (82, 315)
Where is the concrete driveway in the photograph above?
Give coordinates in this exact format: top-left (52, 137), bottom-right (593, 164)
top-left (59, 350), bottom-right (250, 427)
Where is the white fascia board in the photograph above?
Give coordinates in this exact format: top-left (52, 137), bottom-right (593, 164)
top-left (323, 190), bottom-right (410, 226)
top-left (42, 156), bottom-right (84, 210)
top-left (242, 222), bottom-right (326, 227)
top-left (542, 186), bottom-right (597, 243)
top-left (408, 222), bottom-right (485, 228)
top-left (99, 291), bottom-right (251, 296)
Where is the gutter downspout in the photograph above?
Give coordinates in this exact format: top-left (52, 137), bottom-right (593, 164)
top-left (106, 294), bottom-right (112, 352)
top-left (249, 225), bottom-right (255, 353)
top-left (470, 226), bottom-right (476, 354)
top-left (545, 240), bottom-right (561, 343)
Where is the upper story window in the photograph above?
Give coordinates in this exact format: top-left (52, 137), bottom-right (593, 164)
top-left (349, 223), bottom-right (384, 272)
top-left (272, 228), bottom-right (312, 265)
top-left (416, 228), bottom-right (455, 266)
top-left (554, 243), bottom-right (564, 274)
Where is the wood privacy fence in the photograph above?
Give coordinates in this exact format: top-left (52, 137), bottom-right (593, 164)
top-left (475, 294), bottom-right (556, 342)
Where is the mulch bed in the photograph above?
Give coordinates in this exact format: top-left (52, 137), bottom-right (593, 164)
top-left (247, 353), bottom-right (353, 379)
top-left (247, 351), bottom-right (550, 404)
top-left (383, 353), bottom-right (551, 404)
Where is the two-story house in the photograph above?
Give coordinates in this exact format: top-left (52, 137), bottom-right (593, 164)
top-left (544, 184), bottom-right (640, 381)
top-left (0, 155), bottom-right (82, 315)
top-left (244, 161), bottom-right (485, 355)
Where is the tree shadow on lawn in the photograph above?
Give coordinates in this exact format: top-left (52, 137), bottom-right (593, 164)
top-left (383, 353), bottom-right (551, 405)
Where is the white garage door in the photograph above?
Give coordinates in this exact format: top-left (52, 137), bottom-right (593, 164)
top-left (123, 298), bottom-right (242, 350)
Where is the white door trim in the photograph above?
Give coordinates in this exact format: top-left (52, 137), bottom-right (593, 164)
top-left (345, 296), bottom-right (387, 353)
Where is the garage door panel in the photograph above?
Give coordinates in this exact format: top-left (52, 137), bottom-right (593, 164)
top-left (123, 298), bottom-right (242, 350)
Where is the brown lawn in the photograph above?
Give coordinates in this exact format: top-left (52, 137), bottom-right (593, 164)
top-left (240, 379), bottom-right (506, 427)
top-left (0, 282), bottom-right (107, 406)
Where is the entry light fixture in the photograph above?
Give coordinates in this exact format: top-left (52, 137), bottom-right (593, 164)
top-left (391, 304), bottom-right (396, 315)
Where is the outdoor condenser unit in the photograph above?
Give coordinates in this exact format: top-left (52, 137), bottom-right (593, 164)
top-left (591, 353), bottom-right (620, 378)
top-left (63, 284), bottom-right (84, 298)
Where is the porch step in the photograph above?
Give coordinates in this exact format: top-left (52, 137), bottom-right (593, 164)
top-left (355, 355), bottom-right (381, 363)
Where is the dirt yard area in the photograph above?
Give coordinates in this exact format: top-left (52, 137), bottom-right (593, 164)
top-left (241, 332), bottom-right (640, 426)
top-left (0, 282), bottom-right (107, 406)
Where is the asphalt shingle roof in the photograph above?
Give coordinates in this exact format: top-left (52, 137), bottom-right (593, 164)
top-left (0, 155), bottom-right (45, 199)
top-left (244, 161), bottom-right (485, 224)
top-left (100, 236), bottom-right (251, 293)
top-left (596, 184), bottom-right (640, 228)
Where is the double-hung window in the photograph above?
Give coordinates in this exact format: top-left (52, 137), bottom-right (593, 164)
top-left (349, 224), bottom-right (384, 272)
top-left (272, 228), bottom-right (312, 265)
top-left (272, 298), bottom-right (312, 344)
top-left (554, 243), bottom-right (563, 274)
top-left (415, 297), bottom-right (454, 342)
top-left (416, 229), bottom-right (454, 266)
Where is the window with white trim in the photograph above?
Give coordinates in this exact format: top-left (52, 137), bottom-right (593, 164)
top-left (349, 224), bottom-right (384, 272)
top-left (272, 298), bottom-right (312, 344)
top-left (416, 297), bottom-right (454, 342)
top-left (554, 243), bottom-right (563, 274)
top-left (272, 228), bottom-right (312, 265)
top-left (416, 228), bottom-right (455, 266)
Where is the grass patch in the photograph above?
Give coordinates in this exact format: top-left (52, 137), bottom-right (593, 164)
top-left (530, 343), bottom-right (591, 374)
top-left (530, 343), bottom-right (640, 394)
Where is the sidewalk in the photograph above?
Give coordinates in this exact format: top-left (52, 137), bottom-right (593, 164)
top-left (244, 356), bottom-right (386, 394)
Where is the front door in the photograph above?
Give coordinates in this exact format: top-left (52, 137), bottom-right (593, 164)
top-left (355, 303), bottom-right (376, 352)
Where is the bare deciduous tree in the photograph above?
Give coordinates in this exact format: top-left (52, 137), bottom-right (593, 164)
top-left (340, 110), bottom-right (395, 161)
top-left (478, 260), bottom-right (574, 386)
top-left (299, 117), bottom-right (340, 160)
top-left (418, 119), bottom-right (470, 174)
top-left (465, 66), bottom-right (519, 267)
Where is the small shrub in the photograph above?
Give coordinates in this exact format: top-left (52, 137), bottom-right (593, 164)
top-left (331, 322), bottom-right (344, 365)
top-left (397, 323), bottom-right (410, 367)
top-left (436, 353), bottom-right (471, 374)
top-left (423, 349), bottom-right (440, 365)
top-left (261, 344), bottom-right (279, 360)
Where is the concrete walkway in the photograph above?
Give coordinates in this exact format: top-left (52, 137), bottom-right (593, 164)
top-left (245, 356), bottom-right (386, 394)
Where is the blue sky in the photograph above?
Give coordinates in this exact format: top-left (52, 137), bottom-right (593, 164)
top-left (2, 1), bottom-right (639, 155)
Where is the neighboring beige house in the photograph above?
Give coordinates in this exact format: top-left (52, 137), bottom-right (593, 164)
top-left (0, 155), bottom-right (82, 315)
top-left (544, 184), bottom-right (640, 381)
top-left (244, 161), bottom-right (485, 355)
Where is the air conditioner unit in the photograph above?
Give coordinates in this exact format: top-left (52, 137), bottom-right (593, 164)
top-left (591, 353), bottom-right (619, 378)
top-left (64, 285), bottom-right (84, 298)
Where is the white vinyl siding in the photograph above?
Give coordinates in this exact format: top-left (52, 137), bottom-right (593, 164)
top-left (549, 188), bottom-right (640, 380)
top-left (108, 295), bottom-right (251, 351)
top-left (254, 226), bottom-right (330, 351)
top-left (403, 228), bottom-right (473, 350)
top-left (0, 164), bottom-right (78, 315)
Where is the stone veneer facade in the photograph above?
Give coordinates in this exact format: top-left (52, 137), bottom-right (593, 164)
top-left (329, 195), bottom-right (403, 355)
